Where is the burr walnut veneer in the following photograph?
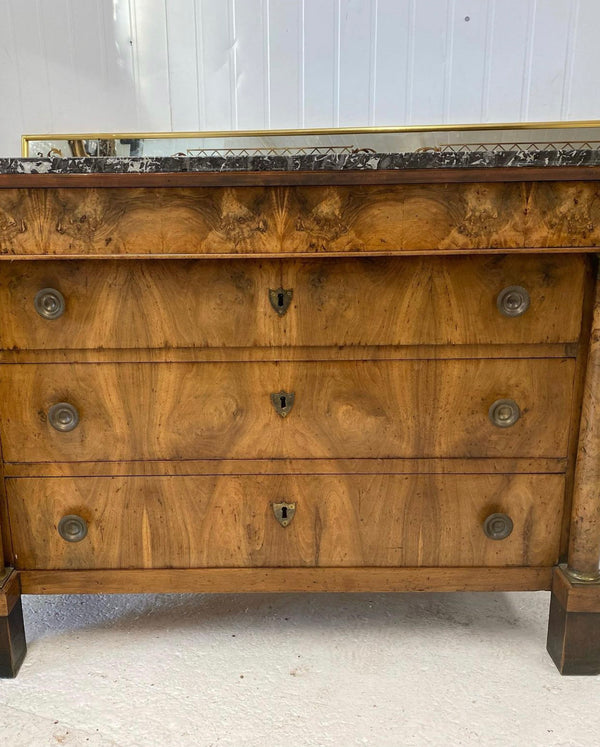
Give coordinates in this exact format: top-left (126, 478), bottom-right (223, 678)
top-left (1, 167), bottom-right (600, 676)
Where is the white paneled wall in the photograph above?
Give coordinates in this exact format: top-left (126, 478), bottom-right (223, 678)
top-left (0, 0), bottom-right (599, 155)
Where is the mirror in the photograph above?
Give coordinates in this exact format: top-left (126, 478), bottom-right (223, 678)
top-left (22, 122), bottom-right (600, 159)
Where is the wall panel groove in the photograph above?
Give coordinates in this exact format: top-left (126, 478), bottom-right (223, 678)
top-left (1, 0), bottom-right (599, 155)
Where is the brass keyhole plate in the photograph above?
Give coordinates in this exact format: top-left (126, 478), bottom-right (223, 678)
top-left (270, 390), bottom-right (295, 417)
top-left (272, 501), bottom-right (296, 527)
top-left (269, 287), bottom-right (293, 316)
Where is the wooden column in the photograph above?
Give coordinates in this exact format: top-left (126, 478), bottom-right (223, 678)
top-left (548, 266), bottom-right (600, 674)
top-left (567, 270), bottom-right (600, 581)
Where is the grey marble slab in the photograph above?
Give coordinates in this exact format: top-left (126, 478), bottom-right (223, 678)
top-left (2, 149), bottom-right (600, 174)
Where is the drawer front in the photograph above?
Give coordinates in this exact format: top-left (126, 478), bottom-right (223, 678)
top-left (7, 473), bottom-right (565, 569)
top-left (1, 184), bottom-right (600, 256)
top-left (0, 359), bottom-right (574, 462)
top-left (0, 254), bottom-right (584, 350)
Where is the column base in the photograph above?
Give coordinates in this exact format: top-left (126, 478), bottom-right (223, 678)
top-left (0, 570), bottom-right (26, 678)
top-left (547, 565), bottom-right (600, 675)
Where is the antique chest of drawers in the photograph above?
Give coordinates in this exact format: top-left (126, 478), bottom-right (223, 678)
top-left (1, 158), bottom-right (600, 676)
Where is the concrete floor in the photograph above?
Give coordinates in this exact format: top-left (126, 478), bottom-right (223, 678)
top-left (0, 591), bottom-right (599, 746)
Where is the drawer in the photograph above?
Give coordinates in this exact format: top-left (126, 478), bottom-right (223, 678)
top-left (0, 359), bottom-right (574, 462)
top-left (7, 473), bottom-right (565, 569)
top-left (0, 254), bottom-right (585, 350)
top-left (2, 184), bottom-right (599, 256)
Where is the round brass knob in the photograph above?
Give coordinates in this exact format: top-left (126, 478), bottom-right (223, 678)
top-left (483, 513), bottom-right (514, 540)
top-left (496, 285), bottom-right (530, 317)
top-left (34, 288), bottom-right (65, 320)
top-left (48, 402), bottom-right (80, 432)
top-left (488, 398), bottom-right (520, 428)
top-left (58, 514), bottom-right (88, 543)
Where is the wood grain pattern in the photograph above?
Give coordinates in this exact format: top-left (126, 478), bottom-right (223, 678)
top-left (527, 182), bottom-right (600, 249)
top-left (283, 254), bottom-right (584, 346)
top-left (0, 255), bottom-right (585, 349)
top-left (568, 269), bottom-right (600, 578)
top-left (18, 566), bottom-right (554, 595)
top-left (7, 474), bottom-right (565, 570)
top-left (0, 359), bottom-right (575, 462)
top-left (558, 256), bottom-right (597, 561)
top-left (0, 258), bottom-right (277, 351)
top-left (0, 169), bottom-right (594, 671)
top-left (0, 183), bottom-right (599, 258)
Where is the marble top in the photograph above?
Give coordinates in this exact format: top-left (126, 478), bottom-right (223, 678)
top-left (2, 149), bottom-right (600, 174)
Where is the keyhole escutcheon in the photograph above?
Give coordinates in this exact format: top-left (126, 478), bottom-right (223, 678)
top-left (272, 501), bottom-right (296, 527)
top-left (270, 390), bottom-right (295, 417)
top-left (269, 287), bottom-right (293, 316)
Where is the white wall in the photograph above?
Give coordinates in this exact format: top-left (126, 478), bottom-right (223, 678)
top-left (1, 0), bottom-right (599, 156)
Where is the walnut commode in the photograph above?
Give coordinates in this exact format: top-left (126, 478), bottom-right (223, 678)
top-left (0, 165), bottom-right (600, 676)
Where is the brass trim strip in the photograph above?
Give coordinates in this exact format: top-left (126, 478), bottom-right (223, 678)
top-left (21, 120), bottom-right (600, 156)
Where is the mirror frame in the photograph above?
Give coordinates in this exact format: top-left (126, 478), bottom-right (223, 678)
top-left (21, 120), bottom-right (600, 159)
